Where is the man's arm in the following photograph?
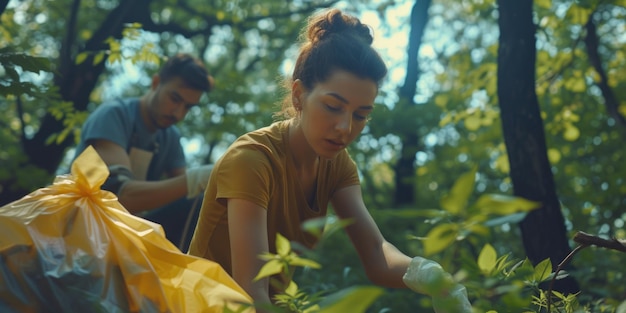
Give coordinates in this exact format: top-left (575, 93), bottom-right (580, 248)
top-left (91, 139), bottom-right (187, 213)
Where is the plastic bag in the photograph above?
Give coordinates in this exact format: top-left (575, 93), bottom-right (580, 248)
top-left (0, 146), bottom-right (253, 313)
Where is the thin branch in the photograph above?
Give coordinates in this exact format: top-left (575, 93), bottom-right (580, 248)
top-left (547, 230), bottom-right (626, 312)
top-left (573, 231), bottom-right (626, 253)
top-left (547, 244), bottom-right (588, 312)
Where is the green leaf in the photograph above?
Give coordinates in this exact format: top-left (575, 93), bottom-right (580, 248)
top-left (423, 223), bottom-right (458, 256)
top-left (535, 0), bottom-right (551, 9)
top-left (275, 233), bottom-right (290, 256)
top-left (76, 52), bottom-right (89, 65)
top-left (318, 286), bottom-right (383, 313)
top-left (533, 258), bottom-right (553, 283)
top-left (440, 168), bottom-right (476, 215)
top-left (563, 123), bottom-right (580, 141)
top-left (289, 256), bottom-right (321, 269)
top-left (93, 51), bottom-right (105, 65)
top-left (483, 212), bottom-right (527, 227)
top-left (474, 194), bottom-right (541, 215)
top-left (253, 259), bottom-right (283, 281)
top-left (478, 244), bottom-right (497, 275)
top-left (284, 280), bottom-right (298, 296)
top-left (565, 4), bottom-right (592, 25)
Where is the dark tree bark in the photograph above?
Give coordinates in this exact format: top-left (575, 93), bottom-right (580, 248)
top-left (584, 12), bottom-right (626, 127)
top-left (0, 0), bottom-right (8, 17)
top-left (496, 0), bottom-right (579, 294)
top-left (393, 0), bottom-right (431, 206)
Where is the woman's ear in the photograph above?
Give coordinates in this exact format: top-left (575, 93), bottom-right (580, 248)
top-left (151, 74), bottom-right (161, 90)
top-left (292, 79), bottom-right (304, 111)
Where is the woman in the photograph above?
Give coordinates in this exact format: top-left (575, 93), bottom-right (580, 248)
top-left (188, 8), bottom-right (471, 313)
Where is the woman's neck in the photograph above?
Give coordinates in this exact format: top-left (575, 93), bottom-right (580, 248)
top-left (287, 119), bottom-right (318, 172)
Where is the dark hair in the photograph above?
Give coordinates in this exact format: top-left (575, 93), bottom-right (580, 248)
top-left (159, 53), bottom-right (215, 92)
top-left (276, 8), bottom-right (387, 119)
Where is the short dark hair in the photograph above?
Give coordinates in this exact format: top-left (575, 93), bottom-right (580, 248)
top-left (159, 53), bottom-right (214, 92)
top-left (276, 8), bottom-right (387, 119)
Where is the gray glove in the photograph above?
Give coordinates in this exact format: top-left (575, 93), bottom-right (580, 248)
top-left (185, 164), bottom-right (213, 199)
top-left (403, 256), bottom-right (472, 313)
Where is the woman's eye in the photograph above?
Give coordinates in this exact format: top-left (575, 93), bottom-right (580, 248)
top-left (325, 104), bottom-right (341, 112)
top-left (353, 114), bottom-right (367, 121)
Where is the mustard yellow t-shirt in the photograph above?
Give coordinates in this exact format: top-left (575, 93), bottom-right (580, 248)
top-left (188, 120), bottom-right (360, 276)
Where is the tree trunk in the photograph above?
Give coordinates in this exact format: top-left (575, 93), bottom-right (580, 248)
top-left (393, 0), bottom-right (431, 206)
top-left (496, 0), bottom-right (579, 294)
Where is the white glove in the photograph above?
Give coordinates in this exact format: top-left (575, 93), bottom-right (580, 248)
top-left (185, 164), bottom-right (213, 199)
top-left (403, 256), bottom-right (472, 313)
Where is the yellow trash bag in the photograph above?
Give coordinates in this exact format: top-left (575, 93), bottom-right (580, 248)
top-left (0, 146), bottom-right (253, 313)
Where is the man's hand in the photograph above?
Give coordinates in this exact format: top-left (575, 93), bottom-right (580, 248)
top-left (185, 164), bottom-right (213, 199)
top-left (403, 256), bottom-right (472, 313)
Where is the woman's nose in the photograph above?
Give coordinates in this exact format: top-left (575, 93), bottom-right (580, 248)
top-left (335, 113), bottom-right (352, 134)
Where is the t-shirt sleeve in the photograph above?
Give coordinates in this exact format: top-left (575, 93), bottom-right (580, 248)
top-left (214, 145), bottom-right (274, 209)
top-left (81, 102), bottom-right (133, 150)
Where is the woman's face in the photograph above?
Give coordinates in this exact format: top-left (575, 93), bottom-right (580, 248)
top-left (295, 69), bottom-right (378, 160)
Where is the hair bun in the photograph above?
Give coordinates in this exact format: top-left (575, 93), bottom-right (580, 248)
top-left (306, 8), bottom-right (373, 46)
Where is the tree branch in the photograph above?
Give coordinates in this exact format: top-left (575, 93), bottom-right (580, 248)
top-left (547, 230), bottom-right (625, 312)
top-left (584, 11), bottom-right (626, 127)
top-left (573, 231), bottom-right (626, 252)
top-left (58, 0), bottom-right (81, 78)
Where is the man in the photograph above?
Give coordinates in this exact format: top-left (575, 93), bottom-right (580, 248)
top-left (73, 53), bottom-right (214, 251)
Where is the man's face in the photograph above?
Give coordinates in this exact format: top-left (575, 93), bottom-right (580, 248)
top-left (149, 76), bottom-right (203, 129)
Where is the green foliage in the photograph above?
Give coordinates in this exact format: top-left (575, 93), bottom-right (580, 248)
top-left (255, 233), bottom-right (321, 283)
top-left (415, 168), bottom-right (541, 256)
top-left (254, 233), bottom-right (383, 313)
top-left (0, 47), bottom-right (52, 97)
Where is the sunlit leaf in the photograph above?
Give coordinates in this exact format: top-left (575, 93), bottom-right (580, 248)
top-left (494, 154), bottom-right (510, 174)
top-left (93, 52), bottom-right (105, 65)
top-left (253, 259), bottom-right (283, 281)
top-left (547, 148), bottom-right (561, 164)
top-left (533, 258), bottom-right (553, 283)
top-left (440, 168), bottom-right (476, 215)
top-left (474, 194), bottom-right (541, 215)
top-left (464, 114), bottom-right (481, 131)
top-left (535, 0), bottom-right (551, 9)
top-left (434, 94), bottom-right (448, 108)
top-left (478, 244), bottom-right (497, 275)
top-left (284, 281), bottom-right (298, 296)
top-left (565, 4), bottom-right (592, 25)
top-left (423, 223), bottom-right (458, 256)
top-left (563, 124), bottom-right (580, 141)
top-left (318, 286), bottom-right (383, 313)
top-left (289, 256), bottom-right (321, 269)
top-left (75, 52), bottom-right (88, 65)
top-left (275, 233), bottom-right (290, 256)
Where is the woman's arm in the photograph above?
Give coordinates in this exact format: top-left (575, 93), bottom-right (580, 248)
top-left (331, 184), bottom-right (411, 288)
top-left (227, 198), bottom-right (273, 310)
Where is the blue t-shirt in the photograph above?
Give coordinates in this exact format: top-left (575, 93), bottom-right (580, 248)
top-left (73, 98), bottom-right (186, 181)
